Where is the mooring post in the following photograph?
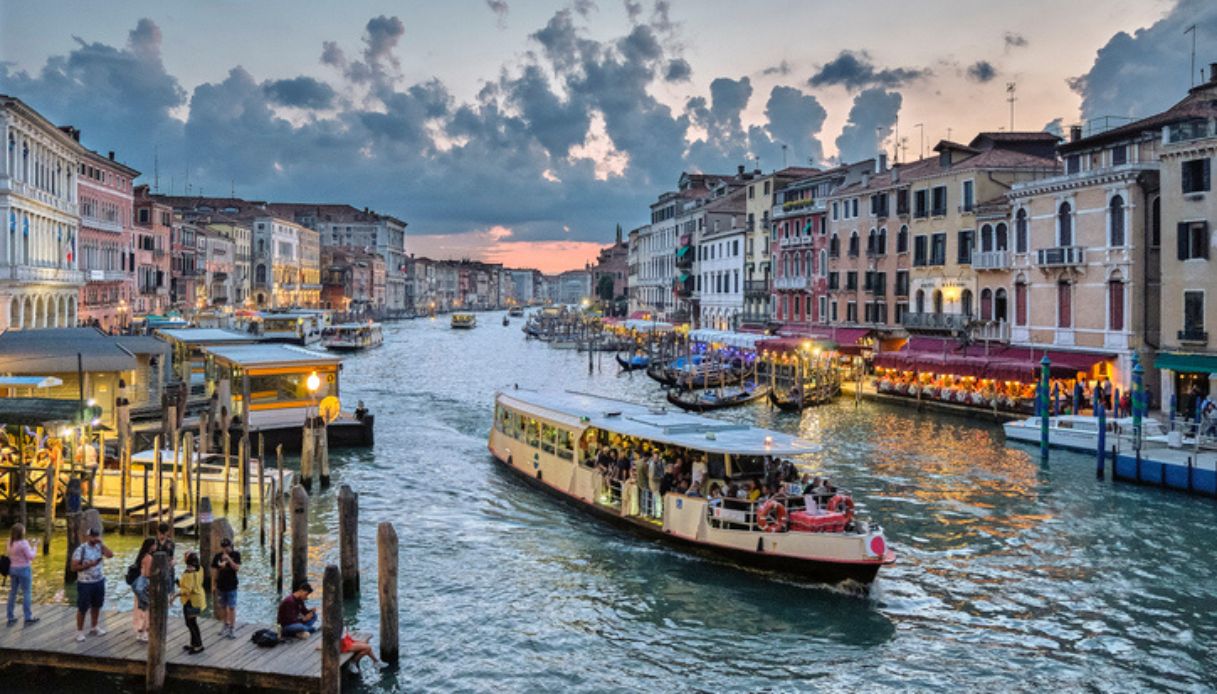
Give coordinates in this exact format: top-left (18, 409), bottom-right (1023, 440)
top-left (318, 421), bottom-right (331, 490)
top-left (291, 484), bottom-right (309, 591)
top-left (62, 478), bottom-right (84, 583)
top-left (153, 435), bottom-right (163, 528)
top-left (320, 564), bottom-right (343, 694)
top-left (258, 445), bottom-right (267, 547)
top-left (1095, 399), bottom-right (1107, 480)
top-left (378, 521), bottom-right (399, 666)
top-left (198, 496), bottom-right (214, 593)
top-left (146, 550), bottom-right (170, 693)
top-left (300, 420), bottom-right (315, 493)
top-left (42, 442), bottom-right (61, 555)
top-left (276, 484), bottom-right (286, 597)
top-left (338, 485), bottom-right (359, 597)
top-left (239, 436), bottom-right (249, 531)
top-left (223, 431), bottom-right (232, 514)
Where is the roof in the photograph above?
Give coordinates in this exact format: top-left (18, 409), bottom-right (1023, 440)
top-left (0, 328), bottom-right (163, 374)
top-left (1060, 82), bottom-right (1217, 153)
top-left (156, 328), bottom-right (259, 345)
top-left (0, 398), bottom-right (95, 426)
top-left (498, 389), bottom-right (819, 456)
top-left (204, 344), bottom-right (341, 367)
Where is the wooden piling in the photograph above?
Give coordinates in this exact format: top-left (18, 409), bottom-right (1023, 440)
top-left (276, 445), bottom-right (286, 597)
top-left (199, 412), bottom-right (210, 456)
top-left (198, 496), bottom-right (214, 593)
top-left (258, 443), bottom-right (267, 547)
top-left (119, 437), bottom-right (129, 535)
top-left (223, 431), bottom-right (232, 514)
top-left (182, 433), bottom-right (193, 515)
top-left (318, 423), bottom-right (330, 490)
top-left (377, 522), bottom-right (399, 665)
top-left (153, 435), bottom-right (163, 528)
top-left (241, 433), bottom-right (251, 527)
top-left (290, 484), bottom-right (309, 591)
top-left (300, 421), bottom-right (314, 493)
top-left (320, 564), bottom-right (343, 694)
top-left (146, 551), bottom-right (171, 693)
top-left (338, 485), bottom-right (359, 596)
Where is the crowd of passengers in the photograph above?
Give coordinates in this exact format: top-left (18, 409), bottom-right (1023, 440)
top-left (589, 440), bottom-right (845, 524)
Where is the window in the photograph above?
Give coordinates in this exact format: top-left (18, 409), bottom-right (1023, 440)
top-left (1184, 290), bottom-right (1205, 335)
top-left (896, 190), bottom-right (909, 215)
top-left (962, 180), bottom-right (974, 212)
top-left (846, 271), bottom-right (857, 290)
top-left (830, 301), bottom-right (838, 321)
top-left (852, 199), bottom-right (859, 217)
top-left (846, 302), bottom-right (858, 322)
top-left (829, 233), bottom-right (840, 257)
top-left (867, 229), bottom-right (877, 255)
top-left (931, 186), bottom-right (947, 216)
top-left (1112, 145), bottom-right (1127, 166)
top-left (828, 272), bottom-right (839, 290)
top-left (995, 223), bottom-right (1008, 252)
top-left (1066, 154), bottom-right (1080, 175)
top-left (1177, 221), bottom-right (1210, 260)
top-left (848, 232), bottom-right (859, 256)
top-left (930, 233), bottom-right (947, 265)
top-left (1015, 281), bottom-right (1027, 326)
top-left (764, 181), bottom-right (770, 195)
top-left (957, 230), bottom-right (974, 264)
top-left (748, 185), bottom-right (755, 199)
top-left (873, 193), bottom-right (889, 217)
top-left (818, 296), bottom-right (827, 321)
top-left (878, 228), bottom-right (887, 255)
top-left (1015, 209), bottom-right (1028, 253)
top-left (832, 202), bottom-right (839, 220)
top-left (1151, 197), bottom-right (1161, 247)
top-left (913, 235), bottom-right (928, 266)
top-left (914, 190), bottom-right (928, 218)
top-left (915, 289), bottom-right (925, 313)
top-left (1109, 279), bottom-right (1124, 331)
top-left (980, 224), bottom-right (993, 252)
top-left (896, 225), bottom-right (908, 253)
top-left (895, 270), bottom-right (909, 296)
top-left (820, 250), bottom-right (827, 276)
top-left (980, 288), bottom-right (993, 320)
top-left (1109, 195), bottom-right (1125, 247)
top-left (1058, 202), bottom-right (1073, 246)
top-left (1182, 158), bottom-right (1211, 193)
top-left (1057, 281), bottom-right (1072, 328)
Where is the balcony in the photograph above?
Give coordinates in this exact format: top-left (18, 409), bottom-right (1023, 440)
top-left (901, 311), bottom-right (972, 332)
top-left (970, 320), bottom-right (1009, 342)
top-left (971, 250), bottom-right (1011, 271)
top-left (4, 265), bottom-right (84, 285)
top-left (773, 276), bottom-right (808, 291)
top-left (1035, 246), bottom-right (1085, 268)
top-left (86, 269), bottom-right (128, 283)
top-left (744, 279), bottom-right (769, 296)
top-left (1178, 329), bottom-right (1209, 344)
top-left (82, 217), bottom-right (124, 234)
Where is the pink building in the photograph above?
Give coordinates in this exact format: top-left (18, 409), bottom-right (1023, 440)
top-left (77, 147), bottom-right (139, 330)
top-left (132, 185), bottom-right (172, 316)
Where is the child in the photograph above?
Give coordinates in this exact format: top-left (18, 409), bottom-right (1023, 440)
top-left (178, 551), bottom-right (206, 654)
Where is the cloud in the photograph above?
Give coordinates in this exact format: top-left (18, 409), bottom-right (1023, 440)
top-left (808, 50), bottom-right (929, 90)
top-left (263, 76), bottom-right (337, 109)
top-left (623, 0), bottom-right (643, 23)
top-left (762, 86), bottom-right (827, 166)
top-left (834, 88), bottom-right (902, 163)
top-left (485, 0), bottom-right (509, 28)
top-left (1042, 117), bottom-right (1065, 138)
top-left (1069, 0), bottom-right (1217, 120)
top-left (664, 58), bottom-right (691, 82)
top-left (966, 60), bottom-right (997, 83)
top-left (1003, 32), bottom-right (1028, 50)
top-left (762, 60), bottom-right (791, 76)
top-left (572, 0), bottom-right (597, 17)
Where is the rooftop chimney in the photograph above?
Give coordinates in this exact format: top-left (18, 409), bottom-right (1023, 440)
top-left (1069, 125), bottom-right (1083, 143)
top-left (737, 164), bottom-right (745, 176)
top-left (753, 168), bottom-right (761, 176)
top-left (1211, 62), bottom-right (1217, 83)
top-left (108, 151), bottom-right (115, 161)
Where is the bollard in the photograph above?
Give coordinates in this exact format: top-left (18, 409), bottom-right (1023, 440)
top-left (320, 564), bottom-right (343, 694)
top-left (146, 551), bottom-right (171, 693)
top-left (290, 484), bottom-right (309, 592)
top-left (198, 497), bottom-right (214, 592)
top-left (378, 522), bottom-right (399, 665)
top-left (258, 447), bottom-right (267, 547)
top-left (338, 485), bottom-right (359, 597)
top-left (276, 484), bottom-right (286, 597)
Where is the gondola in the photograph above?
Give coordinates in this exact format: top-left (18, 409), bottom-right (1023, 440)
top-left (666, 382), bottom-right (770, 412)
top-left (768, 382), bottom-right (840, 411)
top-left (502, 316), bottom-right (510, 326)
top-left (616, 352), bottom-right (649, 371)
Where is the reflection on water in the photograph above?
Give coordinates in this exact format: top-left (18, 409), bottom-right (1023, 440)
top-left (14, 312), bottom-right (1217, 691)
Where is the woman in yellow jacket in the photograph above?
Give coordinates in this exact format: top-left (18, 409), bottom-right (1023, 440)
top-left (178, 551), bottom-right (206, 654)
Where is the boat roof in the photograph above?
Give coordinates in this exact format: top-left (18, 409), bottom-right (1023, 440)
top-left (156, 328), bottom-right (258, 344)
top-left (328, 322), bottom-right (381, 329)
top-left (497, 389), bottom-right (819, 456)
top-left (204, 343), bottom-right (341, 367)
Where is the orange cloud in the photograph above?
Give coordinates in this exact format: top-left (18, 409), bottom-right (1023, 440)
top-left (408, 228), bottom-right (603, 274)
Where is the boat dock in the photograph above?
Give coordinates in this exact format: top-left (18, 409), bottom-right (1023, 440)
top-left (0, 604), bottom-right (352, 691)
top-left (1112, 446), bottom-right (1217, 496)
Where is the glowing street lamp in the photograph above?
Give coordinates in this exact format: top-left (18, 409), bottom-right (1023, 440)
top-left (306, 371), bottom-right (321, 395)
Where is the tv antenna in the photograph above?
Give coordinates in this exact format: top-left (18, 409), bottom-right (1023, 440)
top-left (1185, 24), bottom-right (1197, 86)
top-left (1006, 82), bottom-right (1017, 131)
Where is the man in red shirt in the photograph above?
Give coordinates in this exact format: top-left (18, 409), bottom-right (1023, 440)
top-left (277, 582), bottom-right (318, 638)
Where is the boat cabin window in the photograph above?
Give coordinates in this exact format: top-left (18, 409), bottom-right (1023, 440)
top-left (707, 453), bottom-right (727, 479)
top-left (555, 428), bottom-right (574, 461)
top-left (730, 455), bottom-right (768, 478)
top-left (541, 423), bottom-right (557, 454)
top-left (525, 418), bottom-right (540, 447)
top-left (495, 405), bottom-right (510, 433)
top-left (247, 370), bottom-right (334, 405)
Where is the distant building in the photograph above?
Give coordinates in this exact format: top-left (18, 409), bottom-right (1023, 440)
top-left (321, 247), bottom-right (385, 315)
top-left (696, 188), bottom-right (747, 329)
top-left (552, 269), bottom-right (591, 305)
top-left (77, 146), bottom-right (139, 331)
top-left (132, 185), bottom-right (172, 316)
top-left (592, 225), bottom-right (628, 314)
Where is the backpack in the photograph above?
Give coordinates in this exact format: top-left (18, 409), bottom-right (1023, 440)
top-left (251, 628), bottom-right (281, 648)
top-left (125, 563), bottom-right (140, 586)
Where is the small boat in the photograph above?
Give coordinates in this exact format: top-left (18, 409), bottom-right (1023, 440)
top-left (502, 316), bottom-right (510, 326)
top-left (769, 381), bottom-right (840, 412)
top-left (451, 313), bottom-right (477, 329)
top-left (648, 358), bottom-right (743, 390)
top-left (667, 382), bottom-right (770, 412)
top-left (489, 389), bottom-right (894, 586)
top-left (321, 322), bottom-right (383, 351)
top-left (616, 352), bottom-right (649, 371)
top-left (508, 306), bottom-right (524, 317)
top-left (1003, 414), bottom-right (1168, 452)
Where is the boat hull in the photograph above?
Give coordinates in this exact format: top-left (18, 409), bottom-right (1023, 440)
top-left (667, 385), bottom-right (769, 412)
top-left (616, 354), bottom-right (648, 371)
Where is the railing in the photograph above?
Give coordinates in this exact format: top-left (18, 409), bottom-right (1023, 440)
top-left (971, 250), bottom-right (1011, 270)
top-left (1035, 246), bottom-right (1085, 267)
top-left (4, 265), bottom-right (84, 285)
top-left (705, 487), bottom-right (849, 533)
top-left (86, 269), bottom-right (128, 282)
top-left (1177, 329), bottom-right (1209, 343)
top-left (901, 312), bottom-right (971, 331)
top-left (970, 320), bottom-right (1009, 342)
top-left (82, 217), bottom-right (124, 234)
top-left (744, 279), bottom-right (769, 295)
top-left (774, 276), bottom-right (808, 290)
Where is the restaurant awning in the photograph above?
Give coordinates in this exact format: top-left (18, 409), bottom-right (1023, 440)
top-left (675, 246), bottom-right (691, 258)
top-left (1153, 352), bottom-right (1217, 375)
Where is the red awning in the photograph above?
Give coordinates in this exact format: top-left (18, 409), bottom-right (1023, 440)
top-left (827, 327), bottom-right (872, 346)
top-left (1044, 350), bottom-right (1112, 373)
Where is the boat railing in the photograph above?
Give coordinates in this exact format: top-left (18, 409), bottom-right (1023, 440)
top-left (1162, 419), bottom-right (1217, 451)
top-left (705, 489), bottom-right (851, 533)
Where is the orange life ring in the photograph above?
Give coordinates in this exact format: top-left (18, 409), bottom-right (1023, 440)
top-left (828, 494), bottom-right (855, 520)
top-left (757, 499), bottom-right (788, 532)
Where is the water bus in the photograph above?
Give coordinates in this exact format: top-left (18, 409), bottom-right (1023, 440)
top-left (489, 389), bottom-right (894, 585)
top-left (451, 313), bottom-right (477, 329)
top-left (322, 322), bottom-right (384, 351)
top-left (253, 310), bottom-right (328, 345)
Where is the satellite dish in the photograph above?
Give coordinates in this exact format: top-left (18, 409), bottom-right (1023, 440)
top-left (318, 396), bottom-right (341, 424)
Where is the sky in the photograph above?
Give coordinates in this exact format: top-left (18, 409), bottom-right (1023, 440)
top-left (1, 0), bottom-right (1213, 273)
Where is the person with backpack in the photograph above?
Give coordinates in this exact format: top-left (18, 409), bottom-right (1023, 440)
top-left (5, 522), bottom-right (38, 626)
top-left (71, 526), bottom-right (113, 641)
top-left (178, 551), bottom-right (205, 654)
top-left (128, 538), bottom-right (156, 642)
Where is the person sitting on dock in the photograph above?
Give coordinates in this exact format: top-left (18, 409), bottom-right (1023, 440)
top-left (178, 551), bottom-right (206, 655)
top-left (278, 582), bottom-right (318, 638)
top-left (341, 631), bottom-right (387, 673)
top-left (71, 527), bottom-right (113, 642)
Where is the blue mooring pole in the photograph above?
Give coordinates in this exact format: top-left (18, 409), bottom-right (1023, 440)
top-left (1114, 387), bottom-right (1122, 418)
top-left (1096, 398), bottom-right (1107, 479)
top-left (1039, 356), bottom-right (1051, 461)
top-left (1169, 392), bottom-right (1177, 431)
top-left (1073, 381), bottom-right (1082, 415)
top-left (1132, 357), bottom-right (1144, 456)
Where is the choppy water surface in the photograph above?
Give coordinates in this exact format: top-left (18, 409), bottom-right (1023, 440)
top-left (18, 313), bottom-right (1217, 692)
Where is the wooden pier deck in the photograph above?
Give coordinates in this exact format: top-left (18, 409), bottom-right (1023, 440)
top-left (0, 604), bottom-right (353, 691)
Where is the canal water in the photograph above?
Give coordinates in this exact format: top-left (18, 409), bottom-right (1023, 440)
top-left (14, 312), bottom-right (1217, 692)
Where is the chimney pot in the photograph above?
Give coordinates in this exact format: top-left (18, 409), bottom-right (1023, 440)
top-left (1210, 62), bottom-right (1217, 83)
top-left (737, 164), bottom-right (745, 176)
top-left (108, 151), bottom-right (115, 160)
top-left (1069, 125), bottom-right (1083, 143)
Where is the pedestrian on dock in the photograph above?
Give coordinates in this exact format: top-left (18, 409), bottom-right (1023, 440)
top-left (129, 538), bottom-right (155, 642)
top-left (211, 537), bottom-right (241, 639)
top-left (5, 523), bottom-right (38, 626)
top-left (153, 522), bottom-right (176, 576)
top-left (277, 582), bottom-right (318, 638)
top-left (71, 527), bottom-right (113, 642)
top-left (178, 550), bottom-right (206, 654)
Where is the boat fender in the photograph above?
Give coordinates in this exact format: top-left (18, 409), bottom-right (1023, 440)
top-left (828, 494), bottom-right (855, 521)
top-left (757, 499), bottom-right (788, 532)
top-left (865, 532), bottom-right (887, 558)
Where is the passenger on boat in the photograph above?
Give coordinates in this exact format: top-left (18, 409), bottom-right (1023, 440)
top-left (745, 480), bottom-right (761, 502)
top-left (691, 456), bottom-right (708, 494)
top-left (647, 455), bottom-right (664, 516)
top-left (707, 483), bottom-right (723, 507)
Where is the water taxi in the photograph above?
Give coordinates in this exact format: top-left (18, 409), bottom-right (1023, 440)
top-left (1003, 414), bottom-right (1168, 452)
top-left (253, 310), bottom-right (328, 345)
top-left (322, 322), bottom-right (384, 351)
top-left (489, 389), bottom-right (894, 586)
top-left (451, 313), bottom-right (477, 329)
top-left (508, 306), bottom-right (525, 317)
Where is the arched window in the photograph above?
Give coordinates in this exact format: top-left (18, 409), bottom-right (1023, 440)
top-left (1058, 202), bottom-right (1073, 246)
top-left (932, 289), bottom-right (943, 314)
top-left (804, 251), bottom-right (812, 276)
top-left (995, 223), bottom-right (1008, 252)
top-left (1015, 209), bottom-right (1028, 253)
top-left (981, 224), bottom-right (993, 252)
top-left (819, 250), bottom-right (828, 277)
top-left (994, 288), bottom-right (1008, 322)
top-left (897, 225), bottom-right (909, 253)
top-left (867, 229), bottom-right (877, 255)
top-left (915, 289), bottom-right (925, 314)
top-left (980, 288), bottom-right (993, 320)
top-left (255, 264), bottom-right (267, 284)
top-left (961, 289), bottom-right (973, 317)
top-left (1109, 276), bottom-right (1125, 331)
top-left (829, 233), bottom-right (839, 257)
top-left (1109, 195), bottom-right (1125, 247)
top-left (878, 227), bottom-right (887, 255)
top-left (848, 231), bottom-right (859, 257)
top-left (1014, 281), bottom-right (1026, 326)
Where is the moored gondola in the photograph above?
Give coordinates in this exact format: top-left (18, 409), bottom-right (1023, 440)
top-left (667, 382), bottom-right (770, 412)
top-left (768, 382), bottom-right (840, 411)
top-left (616, 352), bottom-right (649, 371)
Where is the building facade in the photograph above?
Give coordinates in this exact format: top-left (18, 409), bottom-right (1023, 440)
top-left (0, 95), bottom-right (86, 330)
top-left (742, 167), bottom-right (818, 325)
top-left (77, 148), bottom-right (138, 330)
top-left (132, 185), bottom-right (171, 316)
top-left (696, 188), bottom-right (747, 329)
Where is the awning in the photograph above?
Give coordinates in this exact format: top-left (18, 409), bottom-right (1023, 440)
top-left (1154, 352), bottom-right (1217, 374)
top-left (1043, 350), bottom-right (1112, 376)
top-left (675, 246), bottom-right (691, 259)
